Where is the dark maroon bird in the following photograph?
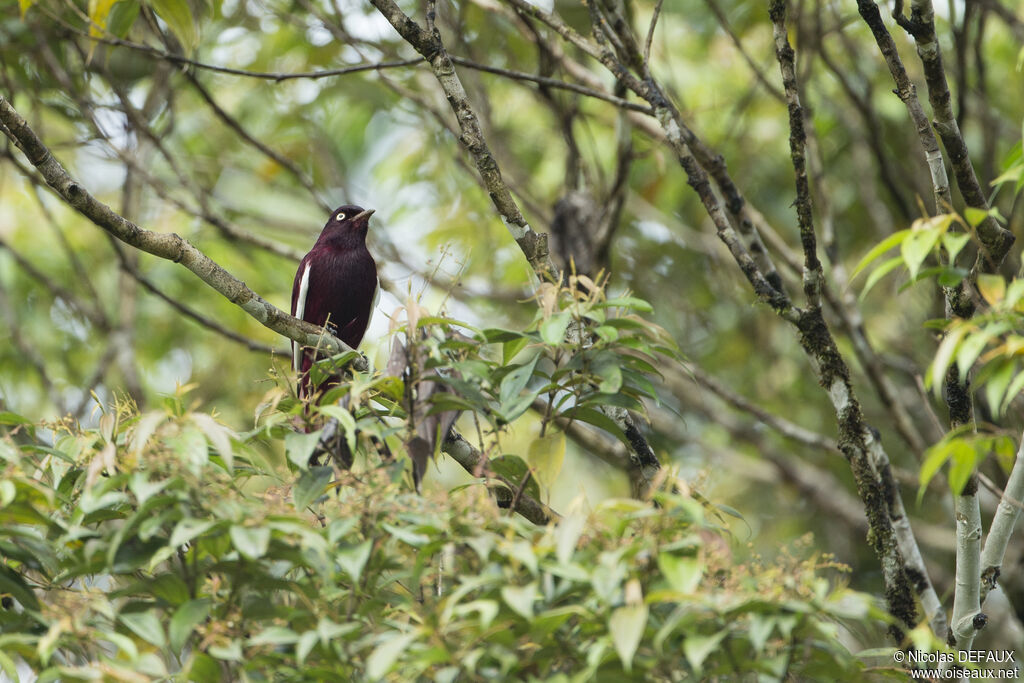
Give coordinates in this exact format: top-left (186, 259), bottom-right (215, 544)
top-left (291, 205), bottom-right (379, 398)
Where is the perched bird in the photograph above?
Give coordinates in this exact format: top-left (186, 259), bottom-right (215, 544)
top-left (291, 205), bottom-right (379, 399)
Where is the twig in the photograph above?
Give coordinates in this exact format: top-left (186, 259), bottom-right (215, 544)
top-left (702, 0), bottom-right (785, 101)
top-left (674, 364), bottom-right (840, 453)
top-left (979, 433), bottom-right (1024, 610)
top-left (449, 55), bottom-right (652, 113)
top-left (770, 3), bottom-right (822, 310)
top-left (643, 0), bottom-right (664, 64)
top-left (442, 430), bottom-right (557, 524)
top-left (109, 240), bottom-right (278, 354)
top-left (0, 235), bottom-right (108, 329)
top-left (184, 73), bottom-right (331, 215)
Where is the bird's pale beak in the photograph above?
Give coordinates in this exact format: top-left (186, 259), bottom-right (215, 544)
top-left (353, 208), bottom-right (375, 223)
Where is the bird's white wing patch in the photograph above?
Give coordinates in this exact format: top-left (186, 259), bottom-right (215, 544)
top-left (368, 276), bottom-right (380, 331)
top-left (293, 262), bottom-right (312, 373)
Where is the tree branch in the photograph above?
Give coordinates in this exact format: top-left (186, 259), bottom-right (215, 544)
top-left (0, 94), bottom-right (364, 372)
top-left (442, 430), bottom-right (557, 525)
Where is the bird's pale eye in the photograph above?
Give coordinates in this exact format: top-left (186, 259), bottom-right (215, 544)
top-left (335, 212), bottom-right (347, 221)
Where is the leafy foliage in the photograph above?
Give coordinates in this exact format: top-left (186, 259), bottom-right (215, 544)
top-left (0, 402), bottom-right (893, 681)
top-left (280, 282), bottom-right (675, 502)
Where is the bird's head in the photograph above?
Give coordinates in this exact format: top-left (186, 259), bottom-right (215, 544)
top-left (318, 204), bottom-right (375, 246)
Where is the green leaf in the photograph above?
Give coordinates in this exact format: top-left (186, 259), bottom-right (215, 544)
top-left (919, 438), bottom-right (956, 500)
top-left (169, 518), bottom-right (217, 548)
top-left (337, 540), bottom-right (373, 583)
top-left (107, 0), bottom-right (140, 37)
top-left (366, 632), bottom-right (417, 680)
top-left (601, 296), bottom-right (654, 312)
top-left (285, 429), bottom-right (323, 468)
top-left (132, 411), bottom-right (167, 455)
top-left (0, 480), bottom-right (14, 507)
top-left (658, 553), bottom-right (703, 593)
top-left (381, 523), bottom-right (429, 546)
top-left (295, 630), bottom-right (319, 664)
top-left (191, 413), bottom-right (234, 472)
top-left (555, 513), bottom-right (586, 564)
top-left (562, 407), bottom-right (629, 450)
top-left (593, 358), bottom-right (623, 394)
top-left (293, 466), bottom-right (333, 510)
top-left (0, 411), bottom-right (34, 430)
top-left (88, 0), bottom-right (119, 36)
top-left (929, 323), bottom-right (972, 393)
top-left (499, 356), bottom-right (539, 407)
top-left (995, 437), bottom-right (1017, 475)
top-left (187, 653), bottom-right (221, 683)
top-left (489, 455), bottom-right (541, 502)
top-left (977, 274), bottom-right (1007, 307)
top-left (120, 610), bottom-right (167, 648)
top-left (540, 312), bottom-right (571, 346)
top-left (900, 220), bottom-right (947, 280)
top-left (481, 327), bottom-right (529, 343)
top-left (452, 600), bottom-right (500, 629)
top-left (208, 639), bottom-right (243, 661)
top-left (941, 232), bottom-right (971, 263)
top-left (1004, 278), bottom-right (1024, 309)
top-left (963, 206), bottom-right (989, 227)
top-left (149, 0), bottom-right (197, 52)
top-left (230, 525), bottom-right (270, 560)
top-left (501, 582), bottom-right (538, 620)
top-left (248, 626), bottom-right (300, 647)
top-left (497, 389), bottom-right (542, 423)
top-left (608, 603), bottom-right (648, 672)
top-left (683, 631), bottom-right (727, 673)
top-left (948, 440), bottom-right (983, 495)
top-left (937, 267), bottom-right (968, 288)
top-left (999, 365), bottom-right (1024, 415)
top-left (956, 323), bottom-right (1007, 379)
top-left (150, 573), bottom-right (190, 605)
top-left (527, 431), bottom-right (566, 492)
top-left (318, 405), bottom-right (357, 456)
top-left (503, 336), bottom-right (530, 364)
top-left (983, 359), bottom-right (1016, 416)
top-left (850, 229), bottom-right (911, 281)
top-left (0, 565), bottom-right (40, 612)
top-left (0, 650), bottom-right (18, 680)
top-left (170, 599), bottom-right (211, 652)
top-left (858, 256), bottom-right (903, 300)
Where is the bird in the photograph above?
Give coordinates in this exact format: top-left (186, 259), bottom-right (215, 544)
top-left (291, 204), bottom-right (379, 400)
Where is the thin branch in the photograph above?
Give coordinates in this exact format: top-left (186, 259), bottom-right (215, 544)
top-left (183, 72), bottom-right (331, 215)
top-left (0, 282), bottom-right (62, 412)
top-left (702, 0), bottom-right (786, 101)
top-left (950, 476), bottom-right (984, 649)
top-left (0, 235), bottom-right (108, 330)
top-left (449, 55), bottom-right (652, 113)
top-left (442, 430), bottom-right (557, 524)
top-left (770, 3), bottom-right (823, 309)
top-left (643, 0), bottom-right (664, 64)
top-left (980, 433), bottom-right (1024, 602)
top-left (109, 240), bottom-right (278, 355)
top-left (79, 29), bottom-right (423, 81)
top-left (673, 364), bottom-right (840, 454)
